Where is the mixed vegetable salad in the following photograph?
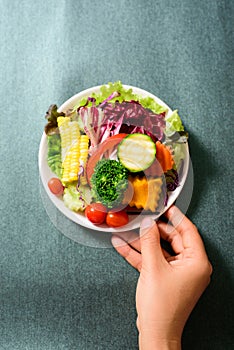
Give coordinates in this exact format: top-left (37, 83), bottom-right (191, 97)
top-left (44, 81), bottom-right (188, 227)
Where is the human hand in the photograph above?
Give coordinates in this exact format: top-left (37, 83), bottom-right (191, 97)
top-left (111, 205), bottom-right (212, 350)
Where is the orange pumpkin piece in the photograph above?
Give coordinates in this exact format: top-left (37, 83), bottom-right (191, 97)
top-left (128, 176), bottom-right (163, 212)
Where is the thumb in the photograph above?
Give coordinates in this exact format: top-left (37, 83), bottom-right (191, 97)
top-left (140, 217), bottom-right (164, 269)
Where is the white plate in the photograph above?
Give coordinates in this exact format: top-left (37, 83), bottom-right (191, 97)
top-left (38, 85), bottom-right (190, 232)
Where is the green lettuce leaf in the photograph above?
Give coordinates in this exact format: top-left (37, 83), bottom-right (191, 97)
top-left (92, 81), bottom-right (136, 104)
top-left (63, 184), bottom-right (92, 212)
top-left (165, 110), bottom-right (184, 132)
top-left (139, 96), bottom-right (168, 114)
top-left (172, 143), bottom-right (186, 169)
top-left (73, 81), bottom-right (168, 114)
top-left (47, 134), bottom-right (62, 178)
top-left (44, 104), bottom-right (65, 135)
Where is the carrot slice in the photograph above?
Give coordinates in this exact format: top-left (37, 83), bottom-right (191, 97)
top-left (155, 141), bottom-right (174, 172)
top-left (86, 133), bottom-right (128, 184)
top-left (144, 141), bottom-right (174, 176)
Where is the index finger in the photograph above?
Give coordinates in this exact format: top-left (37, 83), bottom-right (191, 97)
top-left (164, 205), bottom-right (206, 251)
top-left (111, 235), bottom-right (142, 271)
top-left (112, 230), bottom-right (141, 252)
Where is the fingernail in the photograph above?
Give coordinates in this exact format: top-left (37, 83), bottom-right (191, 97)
top-left (140, 217), bottom-right (154, 231)
top-left (111, 235), bottom-right (125, 247)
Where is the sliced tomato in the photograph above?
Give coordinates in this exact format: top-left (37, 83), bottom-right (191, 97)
top-left (86, 133), bottom-right (128, 184)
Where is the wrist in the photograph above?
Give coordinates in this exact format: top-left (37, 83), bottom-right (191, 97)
top-left (139, 337), bottom-right (181, 350)
top-left (139, 331), bottom-right (181, 350)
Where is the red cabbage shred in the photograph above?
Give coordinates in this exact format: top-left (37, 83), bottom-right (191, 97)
top-left (102, 101), bottom-right (165, 141)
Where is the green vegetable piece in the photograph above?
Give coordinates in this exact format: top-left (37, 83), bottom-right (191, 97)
top-left (118, 134), bottom-right (156, 172)
top-left (171, 143), bottom-right (186, 170)
top-left (165, 110), bottom-right (184, 132)
top-left (44, 104), bottom-right (65, 136)
top-left (72, 81), bottom-right (168, 116)
top-left (63, 184), bottom-right (92, 212)
top-left (93, 81), bottom-right (137, 105)
top-left (139, 96), bottom-right (168, 114)
top-left (91, 159), bottom-right (129, 209)
top-left (47, 134), bottom-right (62, 178)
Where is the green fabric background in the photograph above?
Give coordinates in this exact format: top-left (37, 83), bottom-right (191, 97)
top-left (0, 0), bottom-right (233, 349)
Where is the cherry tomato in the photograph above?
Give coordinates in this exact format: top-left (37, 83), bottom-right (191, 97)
top-left (106, 210), bottom-right (129, 227)
top-left (85, 203), bottom-right (107, 225)
top-left (48, 178), bottom-right (64, 196)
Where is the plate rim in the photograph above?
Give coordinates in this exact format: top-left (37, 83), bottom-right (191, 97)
top-left (38, 84), bottom-right (190, 232)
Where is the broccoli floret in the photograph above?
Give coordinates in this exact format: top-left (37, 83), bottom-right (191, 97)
top-left (91, 159), bottom-right (129, 208)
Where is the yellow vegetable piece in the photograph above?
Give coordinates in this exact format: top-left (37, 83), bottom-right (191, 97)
top-left (58, 117), bottom-right (80, 183)
top-left (128, 176), bottom-right (163, 212)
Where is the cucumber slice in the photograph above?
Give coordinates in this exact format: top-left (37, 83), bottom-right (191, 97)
top-left (117, 133), bottom-right (156, 172)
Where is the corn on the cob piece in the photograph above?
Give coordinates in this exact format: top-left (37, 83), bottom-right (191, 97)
top-left (57, 117), bottom-right (80, 183)
top-left (79, 135), bottom-right (89, 185)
